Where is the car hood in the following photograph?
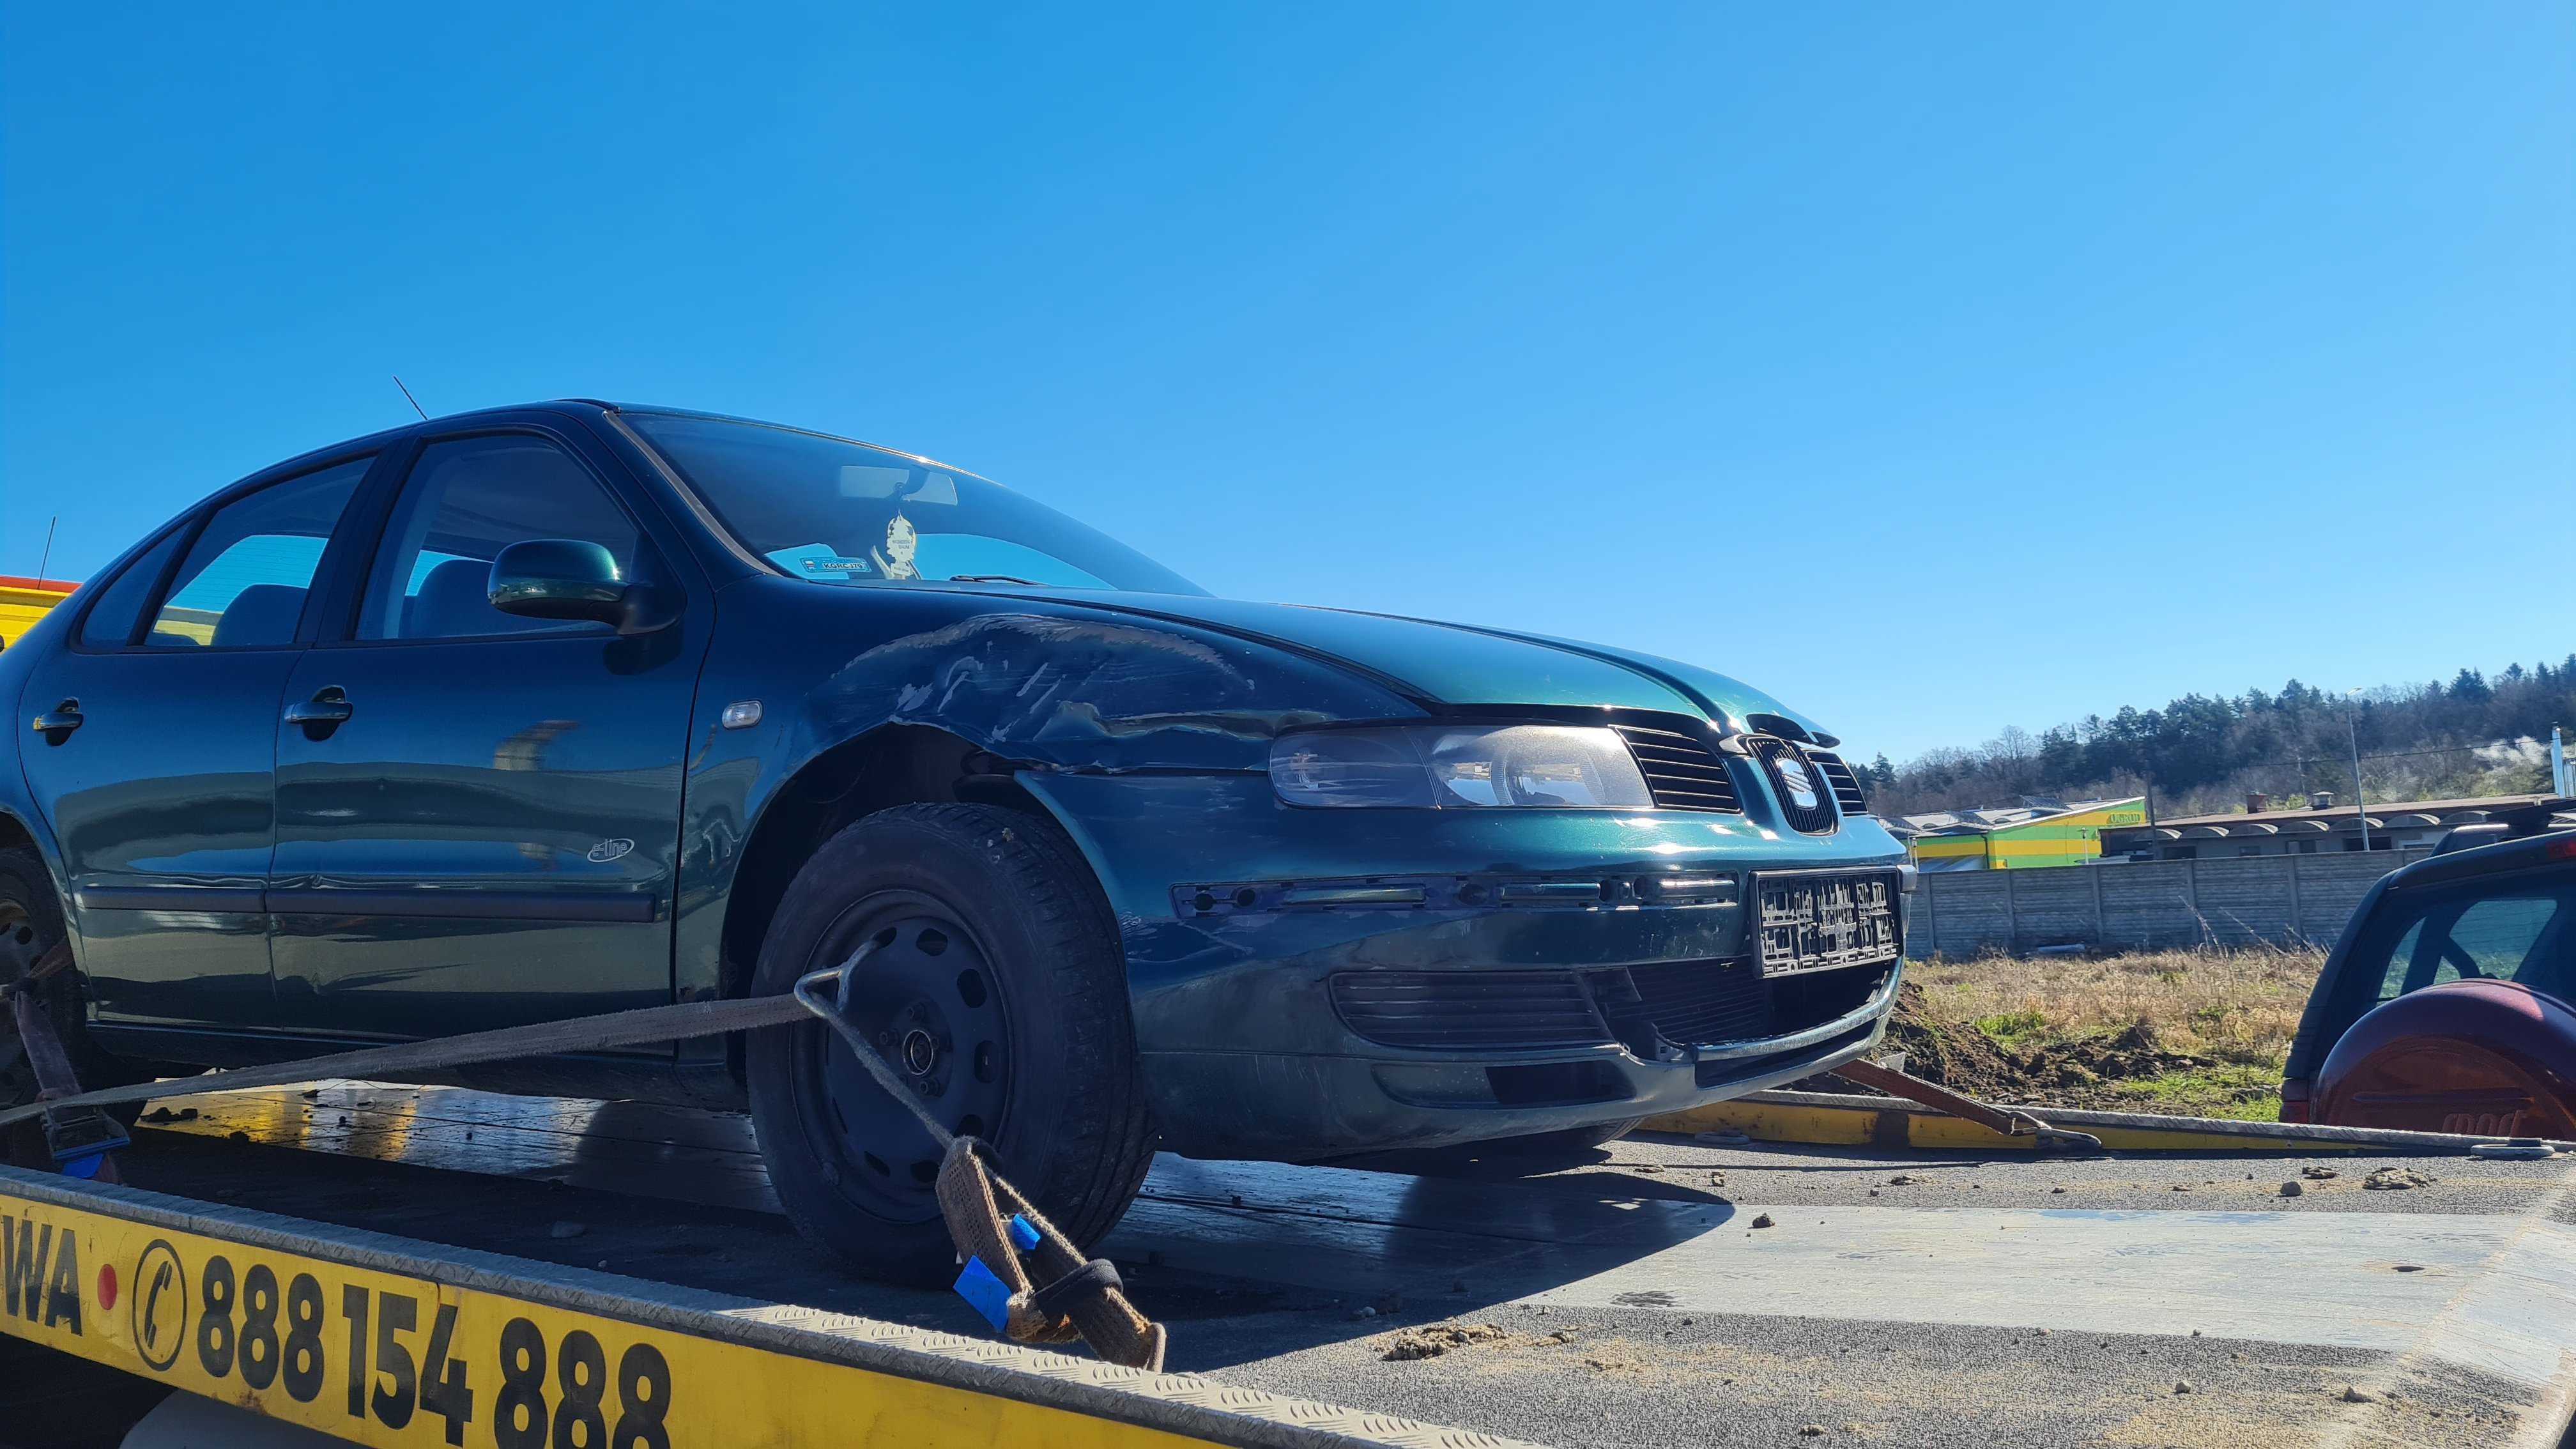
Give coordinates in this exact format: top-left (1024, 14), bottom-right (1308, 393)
top-left (992, 589), bottom-right (1827, 737)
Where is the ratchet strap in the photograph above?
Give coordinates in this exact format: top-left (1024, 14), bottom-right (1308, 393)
top-left (0, 992), bottom-right (816, 1132)
top-left (4, 939), bottom-right (131, 1181)
top-left (935, 1137), bottom-right (1166, 1370)
top-left (790, 960), bottom-right (1165, 1370)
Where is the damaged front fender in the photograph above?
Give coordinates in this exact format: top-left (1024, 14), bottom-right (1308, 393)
top-left (671, 578), bottom-right (1420, 1009)
top-left (815, 610), bottom-right (1382, 772)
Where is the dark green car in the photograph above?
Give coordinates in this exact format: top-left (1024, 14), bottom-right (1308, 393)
top-left (0, 402), bottom-right (1908, 1276)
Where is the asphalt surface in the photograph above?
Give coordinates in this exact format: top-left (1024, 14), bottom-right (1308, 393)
top-left (25, 1096), bottom-right (2576, 1449)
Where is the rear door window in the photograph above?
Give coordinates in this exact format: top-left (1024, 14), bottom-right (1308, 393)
top-left (76, 527), bottom-right (188, 648)
top-left (145, 458), bottom-right (372, 648)
top-left (2435, 896), bottom-right (2564, 986)
top-left (2353, 875), bottom-right (2574, 1017)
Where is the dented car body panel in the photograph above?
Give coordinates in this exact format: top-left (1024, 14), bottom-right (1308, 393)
top-left (6, 400), bottom-right (1908, 1158)
top-left (667, 575), bottom-right (1418, 1018)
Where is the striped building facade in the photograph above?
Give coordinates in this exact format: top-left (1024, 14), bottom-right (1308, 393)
top-left (1905, 797), bottom-right (2149, 872)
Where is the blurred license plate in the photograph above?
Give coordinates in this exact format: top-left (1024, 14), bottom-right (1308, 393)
top-left (1754, 870), bottom-right (1900, 976)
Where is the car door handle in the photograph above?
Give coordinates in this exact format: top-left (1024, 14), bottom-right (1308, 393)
top-left (30, 698), bottom-right (81, 740)
top-left (284, 687), bottom-right (353, 731)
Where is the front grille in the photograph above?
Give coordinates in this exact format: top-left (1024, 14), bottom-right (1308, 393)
top-left (1805, 751), bottom-right (1870, 815)
top-left (1333, 954), bottom-right (1890, 1057)
top-left (1747, 736), bottom-right (1839, 834)
top-left (1622, 958), bottom-right (1772, 1045)
top-left (1330, 970), bottom-right (1613, 1050)
top-left (1611, 723), bottom-right (1740, 812)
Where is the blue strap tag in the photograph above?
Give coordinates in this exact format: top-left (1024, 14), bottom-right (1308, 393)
top-left (1006, 1214), bottom-right (1041, 1253)
top-left (952, 1255), bottom-right (1014, 1333)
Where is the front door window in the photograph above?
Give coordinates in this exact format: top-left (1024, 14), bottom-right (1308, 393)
top-left (356, 435), bottom-right (645, 641)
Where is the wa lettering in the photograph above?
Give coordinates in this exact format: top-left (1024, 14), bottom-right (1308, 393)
top-left (0, 1216), bottom-right (84, 1334)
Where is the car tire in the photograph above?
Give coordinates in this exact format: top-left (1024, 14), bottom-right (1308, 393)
top-left (744, 804), bottom-right (1156, 1284)
top-left (1, 847), bottom-right (148, 1161)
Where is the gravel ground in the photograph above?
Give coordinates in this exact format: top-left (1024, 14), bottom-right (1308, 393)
top-left (1355, 1128), bottom-right (2576, 1218)
top-left (1197, 1305), bottom-right (2535, 1449)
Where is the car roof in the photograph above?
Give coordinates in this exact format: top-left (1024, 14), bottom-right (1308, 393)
top-left (257, 400), bottom-right (981, 491)
top-left (229, 400), bottom-right (615, 489)
top-left (576, 401), bottom-right (999, 484)
top-left (2384, 824), bottom-right (2576, 891)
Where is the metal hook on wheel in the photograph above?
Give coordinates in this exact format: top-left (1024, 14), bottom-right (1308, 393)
top-left (789, 942), bottom-right (960, 1152)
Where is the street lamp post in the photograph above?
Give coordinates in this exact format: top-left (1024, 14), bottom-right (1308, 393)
top-left (2345, 689), bottom-right (2372, 852)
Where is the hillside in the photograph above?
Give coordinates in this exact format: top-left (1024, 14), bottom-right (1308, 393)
top-left (1864, 656), bottom-right (2576, 819)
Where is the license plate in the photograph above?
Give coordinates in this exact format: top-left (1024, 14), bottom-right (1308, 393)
top-left (1754, 870), bottom-right (1901, 976)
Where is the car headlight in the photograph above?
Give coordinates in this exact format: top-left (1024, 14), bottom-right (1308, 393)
top-left (1269, 724), bottom-right (1654, 809)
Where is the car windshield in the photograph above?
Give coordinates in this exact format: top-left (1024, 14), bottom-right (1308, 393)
top-left (625, 412), bottom-right (1204, 596)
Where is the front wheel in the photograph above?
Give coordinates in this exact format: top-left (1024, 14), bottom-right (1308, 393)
top-left (744, 804), bottom-right (1156, 1284)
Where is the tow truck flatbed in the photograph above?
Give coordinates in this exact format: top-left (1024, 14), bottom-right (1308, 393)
top-left (6, 1082), bottom-right (2573, 1448)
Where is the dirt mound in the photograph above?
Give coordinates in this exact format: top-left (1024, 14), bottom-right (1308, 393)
top-left (1804, 982), bottom-right (2242, 1112)
top-left (1874, 981), bottom-right (2023, 1098)
top-left (1382, 1322), bottom-right (1512, 1361)
top-left (2014, 1022), bottom-right (2211, 1096)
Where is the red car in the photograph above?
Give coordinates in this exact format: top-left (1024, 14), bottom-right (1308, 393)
top-left (2281, 813), bottom-right (2576, 1138)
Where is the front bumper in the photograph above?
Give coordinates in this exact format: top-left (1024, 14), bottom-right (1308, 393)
top-left (1025, 772), bottom-right (1910, 1160)
top-left (1142, 966), bottom-right (1895, 1158)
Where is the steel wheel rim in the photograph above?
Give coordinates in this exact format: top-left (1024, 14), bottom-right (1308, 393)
top-left (793, 890), bottom-right (1011, 1222)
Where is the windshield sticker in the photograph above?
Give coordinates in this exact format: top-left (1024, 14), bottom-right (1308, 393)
top-left (800, 555), bottom-right (873, 575)
top-left (873, 513), bottom-right (922, 580)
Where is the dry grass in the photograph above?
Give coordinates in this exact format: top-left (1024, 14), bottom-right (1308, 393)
top-left (1894, 946), bottom-right (2331, 1117)
top-left (1910, 946), bottom-right (2326, 1073)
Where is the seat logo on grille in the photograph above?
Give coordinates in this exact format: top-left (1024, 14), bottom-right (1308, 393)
top-left (1773, 755), bottom-right (1820, 811)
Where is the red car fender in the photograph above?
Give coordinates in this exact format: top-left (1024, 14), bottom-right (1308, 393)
top-left (2312, 979), bottom-right (2576, 1138)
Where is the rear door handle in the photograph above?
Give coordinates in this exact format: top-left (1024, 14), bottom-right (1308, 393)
top-left (284, 687), bottom-right (353, 733)
top-left (31, 698), bottom-right (81, 740)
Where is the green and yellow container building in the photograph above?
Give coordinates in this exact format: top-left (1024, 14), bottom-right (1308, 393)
top-left (1905, 797), bottom-right (2148, 871)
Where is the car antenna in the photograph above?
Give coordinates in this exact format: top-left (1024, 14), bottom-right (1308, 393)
top-left (392, 374), bottom-right (429, 421)
top-left (35, 516), bottom-right (56, 588)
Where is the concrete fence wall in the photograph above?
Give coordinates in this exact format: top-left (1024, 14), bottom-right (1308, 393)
top-left (1906, 852), bottom-right (2401, 959)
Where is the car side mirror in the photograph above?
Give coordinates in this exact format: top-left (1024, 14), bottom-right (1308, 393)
top-left (488, 540), bottom-right (668, 633)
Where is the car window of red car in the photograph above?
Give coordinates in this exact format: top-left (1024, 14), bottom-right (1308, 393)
top-left (2433, 896), bottom-right (2561, 986)
top-left (2361, 880), bottom-right (2573, 1008)
top-left (2370, 921), bottom-right (2426, 1003)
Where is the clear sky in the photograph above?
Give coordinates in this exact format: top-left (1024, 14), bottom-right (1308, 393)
top-left (3, 4), bottom-right (2568, 763)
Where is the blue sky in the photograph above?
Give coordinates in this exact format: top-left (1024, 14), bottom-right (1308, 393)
top-left (3, 4), bottom-right (2568, 763)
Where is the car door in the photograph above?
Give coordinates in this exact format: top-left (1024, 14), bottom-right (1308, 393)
top-left (19, 454), bottom-right (375, 1032)
top-left (267, 420), bottom-right (712, 1041)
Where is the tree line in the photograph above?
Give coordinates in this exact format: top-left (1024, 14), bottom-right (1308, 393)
top-left (1862, 656), bottom-right (2576, 820)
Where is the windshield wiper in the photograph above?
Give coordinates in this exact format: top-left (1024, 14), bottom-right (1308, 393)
top-left (945, 574), bottom-right (1047, 586)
